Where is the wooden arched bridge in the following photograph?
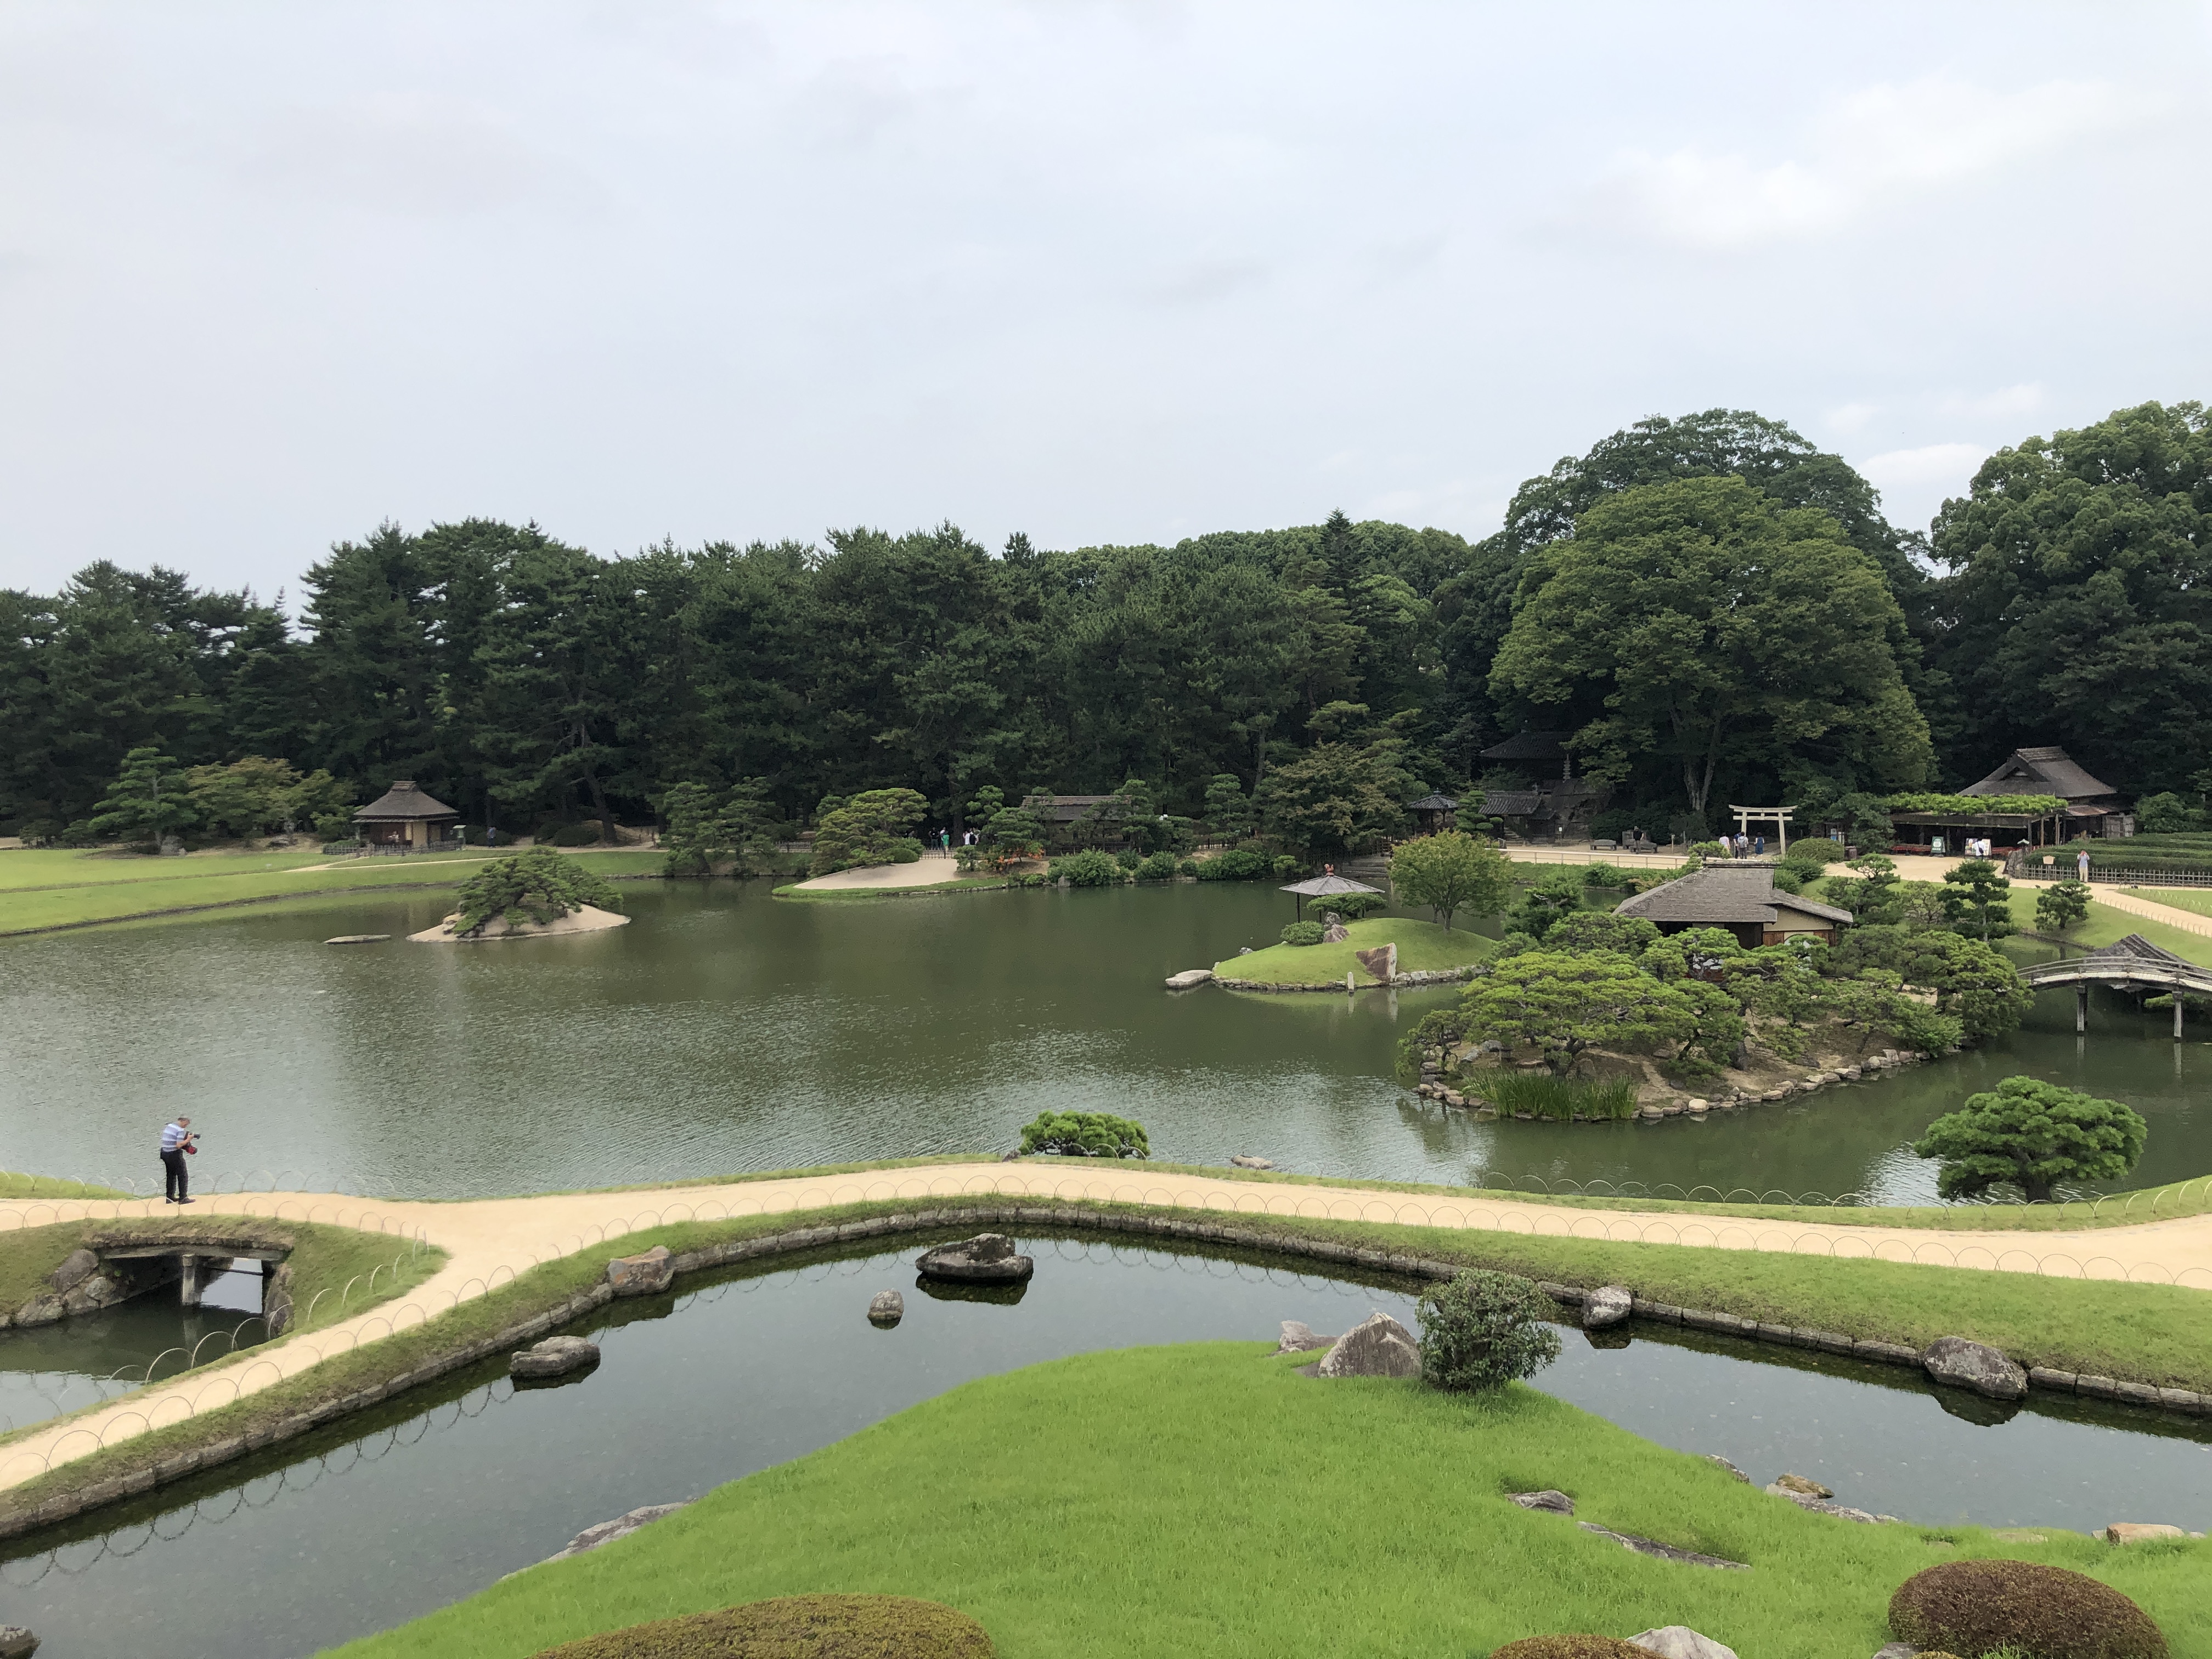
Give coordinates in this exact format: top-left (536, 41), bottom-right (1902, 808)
top-left (2023, 934), bottom-right (2212, 1036)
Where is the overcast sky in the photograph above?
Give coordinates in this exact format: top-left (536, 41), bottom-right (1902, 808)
top-left (3, 2), bottom-right (2207, 606)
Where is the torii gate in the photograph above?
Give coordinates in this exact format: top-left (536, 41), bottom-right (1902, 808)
top-left (1729, 804), bottom-right (1794, 855)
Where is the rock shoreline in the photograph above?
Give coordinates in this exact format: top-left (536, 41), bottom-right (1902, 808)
top-left (1415, 1045), bottom-right (1936, 1120)
top-left (1214, 966), bottom-right (1476, 992)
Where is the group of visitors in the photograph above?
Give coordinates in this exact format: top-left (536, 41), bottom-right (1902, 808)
top-left (933, 829), bottom-right (984, 855)
top-left (1716, 833), bottom-right (1767, 857)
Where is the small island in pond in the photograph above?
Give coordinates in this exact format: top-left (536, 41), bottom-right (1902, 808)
top-left (1215, 917), bottom-right (1495, 990)
top-left (410, 847), bottom-right (630, 943)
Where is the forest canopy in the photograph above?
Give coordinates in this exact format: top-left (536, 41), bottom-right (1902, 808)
top-left (3, 402), bottom-right (2200, 844)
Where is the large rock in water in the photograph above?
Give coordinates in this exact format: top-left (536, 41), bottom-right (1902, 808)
top-left (915, 1234), bottom-right (1035, 1282)
top-left (606, 1245), bottom-right (675, 1297)
top-left (1315, 1311), bottom-right (1421, 1378)
top-left (1353, 943), bottom-right (1397, 984)
top-left (1920, 1336), bottom-right (2027, 1400)
top-left (867, 1290), bottom-right (904, 1326)
top-left (1582, 1285), bottom-right (1632, 1329)
top-left (0, 1626), bottom-right (38, 1658)
top-left (1164, 968), bottom-right (1214, 989)
top-left (511, 1335), bottom-right (601, 1379)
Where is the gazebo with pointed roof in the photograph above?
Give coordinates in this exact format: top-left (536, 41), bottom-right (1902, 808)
top-left (1279, 865), bottom-right (1383, 918)
top-left (353, 780), bottom-right (460, 849)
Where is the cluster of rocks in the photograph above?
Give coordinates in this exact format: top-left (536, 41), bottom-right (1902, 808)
top-left (504, 1501), bottom-right (692, 1578)
top-left (0, 1625), bottom-right (37, 1657)
top-left (2, 1248), bottom-right (132, 1330)
top-left (1413, 1045), bottom-right (1932, 1121)
top-left (915, 1234), bottom-right (1034, 1282)
top-left (510, 1335), bottom-right (600, 1381)
top-left (1275, 1312), bottom-right (1421, 1378)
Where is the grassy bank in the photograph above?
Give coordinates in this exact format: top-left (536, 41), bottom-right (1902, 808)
top-left (9, 1193), bottom-right (2211, 1538)
top-left (332, 1341), bottom-right (2210, 1659)
top-left (0, 1173), bottom-right (129, 1201)
top-left (1216, 917), bottom-right (1497, 984)
top-left (0, 847), bottom-right (662, 935)
top-left (2115, 885), bottom-right (2212, 922)
top-left (772, 875), bottom-right (1015, 901)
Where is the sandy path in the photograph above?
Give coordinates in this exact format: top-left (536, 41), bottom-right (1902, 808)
top-left (5, 1164), bottom-right (2210, 1493)
top-left (789, 852), bottom-right (969, 890)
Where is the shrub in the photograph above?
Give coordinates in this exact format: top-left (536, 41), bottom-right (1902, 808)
top-left (1490, 1640), bottom-right (1649, 1659)
top-left (1115, 848), bottom-right (1143, 872)
top-left (1414, 1268), bottom-right (1562, 1391)
top-left (1781, 838), bottom-right (1853, 867)
top-left (1017, 872), bottom-right (1049, 889)
top-left (1049, 848), bottom-right (1124, 887)
top-left (1328, 891), bottom-right (1388, 920)
top-left (1018, 1110), bottom-right (1149, 1159)
top-left (1484, 1072), bottom-right (1639, 1122)
top-left (1271, 854), bottom-right (1304, 879)
top-left (1134, 851), bottom-right (1178, 881)
top-left (1888, 1559), bottom-right (2167, 1659)
top-left (1175, 856), bottom-right (1199, 877)
top-left (529, 1594), bottom-right (997, 1658)
top-left (452, 847), bottom-right (624, 936)
top-left (1770, 867), bottom-right (1804, 894)
top-left (1193, 847), bottom-right (1272, 881)
top-left (1279, 920), bottom-right (1326, 946)
top-left (1582, 861), bottom-right (1630, 888)
top-left (1688, 840), bottom-right (1725, 857)
top-left (546, 822), bottom-right (603, 847)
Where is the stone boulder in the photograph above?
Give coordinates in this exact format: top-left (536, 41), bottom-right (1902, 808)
top-left (1275, 1321), bottom-right (1335, 1354)
top-left (1582, 1285), bottom-right (1632, 1329)
top-left (1770, 1472), bottom-right (1833, 1498)
top-left (1314, 1311), bottom-right (1421, 1379)
top-left (1509, 1489), bottom-right (1574, 1514)
top-left (1229, 1154), bottom-right (1274, 1169)
top-left (1353, 943), bottom-right (1397, 984)
top-left (605, 1245), bottom-right (675, 1298)
top-left (48, 1249), bottom-right (98, 1295)
top-left (915, 1234), bottom-right (1035, 1282)
top-left (0, 1627), bottom-right (37, 1659)
top-left (1322, 922), bottom-right (1350, 943)
top-left (1628, 1627), bottom-right (1739, 1659)
top-left (1920, 1336), bottom-right (2027, 1401)
top-left (510, 1335), bottom-right (601, 1379)
top-left (868, 1290), bottom-right (904, 1327)
top-left (1164, 968), bottom-right (1214, 989)
top-left (2105, 1522), bottom-right (2185, 1544)
top-left (1703, 1455), bottom-right (1750, 1482)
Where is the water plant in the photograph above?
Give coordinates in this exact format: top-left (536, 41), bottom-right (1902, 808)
top-left (1482, 1071), bottom-right (1640, 1122)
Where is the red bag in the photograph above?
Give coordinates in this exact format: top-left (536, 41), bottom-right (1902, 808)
top-left (182, 1142), bottom-right (198, 1155)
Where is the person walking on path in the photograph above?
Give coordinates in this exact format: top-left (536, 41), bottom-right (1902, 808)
top-left (2078, 848), bottom-right (2092, 882)
top-left (160, 1116), bottom-right (198, 1204)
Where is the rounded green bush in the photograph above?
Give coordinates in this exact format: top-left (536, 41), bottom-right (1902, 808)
top-left (1176, 856), bottom-right (1200, 877)
top-left (546, 822), bottom-right (602, 847)
top-left (1328, 893), bottom-right (1388, 920)
top-left (1019, 1109), bottom-right (1149, 1159)
top-left (1889, 1559), bottom-right (2168, 1659)
top-left (1279, 920), bottom-right (1326, 946)
top-left (1416, 1269), bottom-right (1562, 1392)
top-left (1135, 851), bottom-right (1178, 881)
top-left (1048, 848), bottom-right (1124, 887)
top-left (1489, 1638), bottom-right (1649, 1659)
top-left (529, 1594), bottom-right (995, 1657)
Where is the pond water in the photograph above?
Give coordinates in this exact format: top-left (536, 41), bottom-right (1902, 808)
top-left (2, 883), bottom-right (2205, 1205)
top-left (0, 1268), bottom-right (267, 1435)
top-left (5, 1234), bottom-right (2206, 1659)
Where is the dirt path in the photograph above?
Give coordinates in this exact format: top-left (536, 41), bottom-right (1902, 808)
top-left (5, 1165), bottom-right (2209, 1493)
top-left (788, 851), bottom-right (970, 890)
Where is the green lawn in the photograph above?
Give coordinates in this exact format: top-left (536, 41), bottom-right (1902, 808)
top-left (773, 875), bottom-right (1016, 901)
top-left (0, 848), bottom-right (663, 935)
top-left (1802, 876), bottom-right (2212, 969)
top-left (1217, 917), bottom-right (1497, 983)
top-left (2116, 885), bottom-right (2212, 922)
top-left (331, 1342), bottom-right (2209, 1659)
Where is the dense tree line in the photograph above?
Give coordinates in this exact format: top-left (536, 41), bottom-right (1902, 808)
top-left (4, 401), bottom-right (2203, 848)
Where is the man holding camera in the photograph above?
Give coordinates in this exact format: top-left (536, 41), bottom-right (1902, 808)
top-left (160, 1115), bottom-right (198, 1204)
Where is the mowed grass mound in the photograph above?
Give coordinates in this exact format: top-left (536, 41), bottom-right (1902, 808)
top-left (0, 847), bottom-right (662, 934)
top-left (1216, 917), bottom-right (1496, 984)
top-left (329, 1344), bottom-right (2210, 1659)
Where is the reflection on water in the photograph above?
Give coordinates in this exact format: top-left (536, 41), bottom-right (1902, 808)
top-left (0, 883), bottom-right (2204, 1203)
top-left (5, 1235), bottom-right (2207, 1659)
top-left (0, 1269), bottom-right (268, 1433)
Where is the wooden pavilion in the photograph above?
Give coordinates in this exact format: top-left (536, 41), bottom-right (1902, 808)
top-left (352, 780), bottom-right (460, 849)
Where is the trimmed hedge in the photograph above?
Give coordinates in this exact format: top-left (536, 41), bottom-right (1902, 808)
top-left (1490, 1639), bottom-right (1649, 1659)
top-left (1888, 1560), bottom-right (2167, 1659)
top-left (531, 1595), bottom-right (995, 1658)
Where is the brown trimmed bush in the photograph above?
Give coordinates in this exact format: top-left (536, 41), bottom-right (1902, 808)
top-left (1490, 1639), bottom-right (1649, 1659)
top-left (1889, 1560), bottom-right (2167, 1659)
top-left (529, 1594), bottom-right (995, 1658)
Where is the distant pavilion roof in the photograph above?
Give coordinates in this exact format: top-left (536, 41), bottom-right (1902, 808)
top-left (353, 780), bottom-right (459, 822)
top-left (1962, 746), bottom-right (2118, 803)
top-left (1479, 731), bottom-right (1571, 763)
top-left (1279, 872), bottom-right (1383, 899)
top-left (1614, 866), bottom-right (1852, 928)
top-left (1023, 794), bottom-right (1120, 823)
top-left (2086, 933), bottom-right (2188, 968)
top-left (1406, 793), bottom-right (1459, 812)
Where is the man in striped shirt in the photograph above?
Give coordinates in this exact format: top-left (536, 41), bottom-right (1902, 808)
top-left (160, 1116), bottom-right (197, 1205)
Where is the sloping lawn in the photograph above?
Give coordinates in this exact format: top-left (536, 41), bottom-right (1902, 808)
top-left (0, 848), bottom-right (662, 935)
top-left (331, 1342), bottom-right (2209, 1659)
top-left (1217, 917), bottom-right (1496, 984)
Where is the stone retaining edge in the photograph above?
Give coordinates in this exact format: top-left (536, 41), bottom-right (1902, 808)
top-left (1214, 967), bottom-right (1474, 992)
top-left (6, 1200), bottom-right (2204, 1540)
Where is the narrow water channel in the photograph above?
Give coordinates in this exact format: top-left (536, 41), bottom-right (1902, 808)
top-left (0, 1267), bottom-right (267, 1434)
top-left (2, 883), bottom-right (2205, 1205)
top-left (5, 1234), bottom-right (2206, 1658)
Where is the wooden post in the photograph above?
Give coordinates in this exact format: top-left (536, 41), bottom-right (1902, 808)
top-left (2075, 985), bottom-right (2089, 1034)
top-left (2177, 991), bottom-right (2186, 1042)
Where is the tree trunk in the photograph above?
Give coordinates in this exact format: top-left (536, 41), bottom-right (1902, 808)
top-left (582, 766), bottom-right (614, 847)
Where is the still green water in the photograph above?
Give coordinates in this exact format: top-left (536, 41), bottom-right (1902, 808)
top-left (1, 882), bottom-right (2204, 1202)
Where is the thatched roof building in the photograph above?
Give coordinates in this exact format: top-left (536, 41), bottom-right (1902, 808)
top-left (353, 780), bottom-right (460, 849)
top-left (1613, 865), bottom-right (1852, 950)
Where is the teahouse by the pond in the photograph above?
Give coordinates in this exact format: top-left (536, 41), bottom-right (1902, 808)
top-left (1614, 864), bottom-right (1852, 949)
top-left (353, 780), bottom-right (461, 850)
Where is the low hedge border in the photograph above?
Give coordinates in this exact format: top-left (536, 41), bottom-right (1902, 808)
top-left (4, 1197), bottom-right (2208, 1541)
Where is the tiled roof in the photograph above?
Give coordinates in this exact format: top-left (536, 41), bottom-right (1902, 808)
top-left (1480, 731), bottom-right (1570, 762)
top-left (1613, 866), bottom-right (1852, 927)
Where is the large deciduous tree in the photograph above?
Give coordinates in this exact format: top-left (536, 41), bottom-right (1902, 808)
top-left (1489, 476), bottom-right (1931, 822)
top-left (1929, 401), bottom-right (2212, 795)
top-left (1388, 831), bottom-right (1513, 931)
